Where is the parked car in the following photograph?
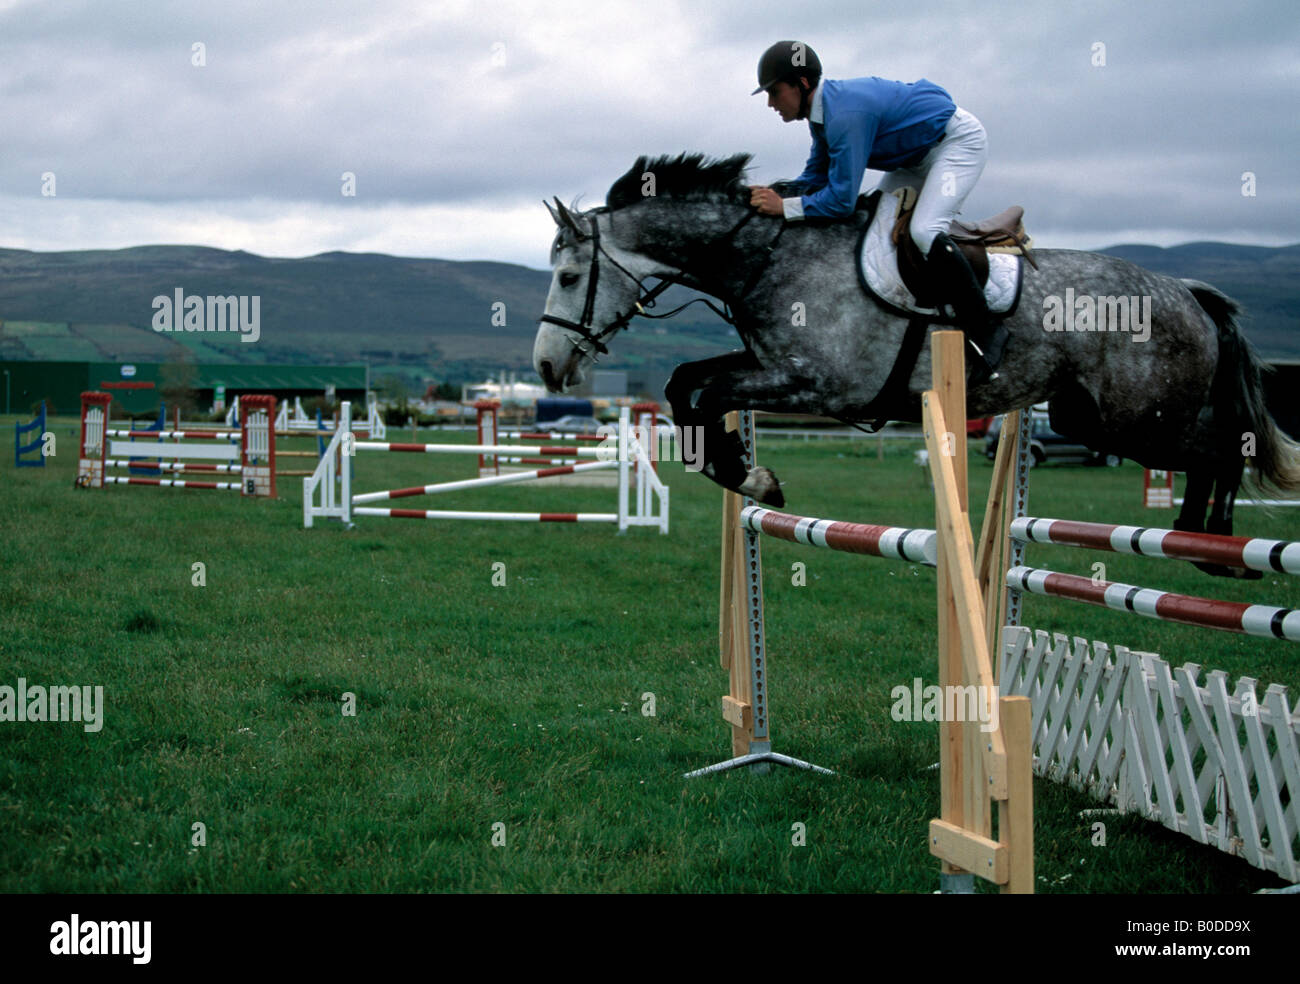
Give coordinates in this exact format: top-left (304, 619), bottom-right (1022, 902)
top-left (649, 413), bottom-right (676, 445)
top-left (533, 414), bottom-right (606, 435)
top-left (984, 414), bottom-right (1123, 467)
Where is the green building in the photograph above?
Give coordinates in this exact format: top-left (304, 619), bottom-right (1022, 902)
top-left (0, 361), bottom-right (370, 416)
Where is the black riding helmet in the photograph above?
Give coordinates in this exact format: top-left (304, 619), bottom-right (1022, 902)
top-left (751, 41), bottom-right (822, 95)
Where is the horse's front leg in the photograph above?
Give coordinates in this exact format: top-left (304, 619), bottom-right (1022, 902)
top-left (664, 351), bottom-right (816, 507)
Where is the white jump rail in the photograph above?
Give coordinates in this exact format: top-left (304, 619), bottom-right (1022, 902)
top-left (304, 401), bottom-right (668, 532)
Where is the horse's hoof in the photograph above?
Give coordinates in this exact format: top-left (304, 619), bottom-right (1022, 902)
top-left (738, 467), bottom-right (784, 508)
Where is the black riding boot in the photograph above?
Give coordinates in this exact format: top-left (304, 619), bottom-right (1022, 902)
top-left (925, 232), bottom-right (1007, 383)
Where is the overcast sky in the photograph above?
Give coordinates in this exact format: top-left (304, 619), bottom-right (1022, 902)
top-left (1, 0), bottom-right (1295, 269)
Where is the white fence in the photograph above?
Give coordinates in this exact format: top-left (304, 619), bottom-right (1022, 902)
top-left (1002, 625), bottom-right (1300, 883)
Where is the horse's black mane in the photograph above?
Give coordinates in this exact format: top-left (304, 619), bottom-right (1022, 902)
top-left (606, 153), bottom-right (752, 209)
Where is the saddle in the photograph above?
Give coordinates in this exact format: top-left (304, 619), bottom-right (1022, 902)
top-left (890, 187), bottom-right (1036, 309)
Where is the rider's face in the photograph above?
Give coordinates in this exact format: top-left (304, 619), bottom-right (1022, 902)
top-left (767, 80), bottom-right (806, 122)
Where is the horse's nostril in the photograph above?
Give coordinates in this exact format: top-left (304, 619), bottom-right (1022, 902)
top-left (539, 361), bottom-right (560, 390)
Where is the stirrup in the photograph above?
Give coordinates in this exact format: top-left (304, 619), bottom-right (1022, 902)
top-left (966, 338), bottom-right (1000, 384)
top-left (977, 322), bottom-right (1009, 370)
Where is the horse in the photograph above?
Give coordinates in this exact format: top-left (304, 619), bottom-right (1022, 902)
top-left (533, 153), bottom-right (1299, 576)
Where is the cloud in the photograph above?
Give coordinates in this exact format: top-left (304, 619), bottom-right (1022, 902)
top-left (0, 0), bottom-right (1295, 264)
top-left (0, 193), bottom-right (558, 268)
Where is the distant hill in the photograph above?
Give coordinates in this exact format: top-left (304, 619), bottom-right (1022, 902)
top-left (1098, 242), bottom-right (1300, 358)
top-left (0, 245), bottom-right (736, 392)
top-left (0, 246), bottom-right (569, 379)
top-left (1, 241), bottom-right (1296, 394)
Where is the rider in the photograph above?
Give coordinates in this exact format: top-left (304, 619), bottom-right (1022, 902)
top-left (749, 40), bottom-right (1005, 380)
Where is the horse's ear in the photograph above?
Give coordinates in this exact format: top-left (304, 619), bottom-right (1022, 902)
top-left (544, 199), bottom-right (561, 225)
top-left (554, 197), bottom-right (585, 239)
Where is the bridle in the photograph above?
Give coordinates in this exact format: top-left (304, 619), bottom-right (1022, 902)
top-left (538, 210), bottom-right (673, 357)
top-left (539, 206), bottom-right (775, 360)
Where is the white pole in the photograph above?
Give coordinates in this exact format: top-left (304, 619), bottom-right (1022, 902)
top-left (617, 407), bottom-right (630, 533)
top-left (341, 400), bottom-right (353, 525)
top-left (351, 442), bottom-right (613, 457)
top-left (351, 459), bottom-right (619, 503)
top-left (353, 508), bottom-right (620, 523)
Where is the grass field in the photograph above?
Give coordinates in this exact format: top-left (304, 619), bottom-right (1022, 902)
top-left (2, 411), bottom-right (1298, 893)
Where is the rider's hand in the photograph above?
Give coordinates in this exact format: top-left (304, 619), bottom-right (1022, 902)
top-left (749, 186), bottom-right (784, 216)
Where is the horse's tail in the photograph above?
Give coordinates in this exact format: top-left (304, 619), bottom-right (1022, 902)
top-left (1183, 279), bottom-right (1300, 494)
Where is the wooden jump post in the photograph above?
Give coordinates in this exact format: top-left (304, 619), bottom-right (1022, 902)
top-left (929, 333), bottom-right (1032, 895)
top-left (698, 330), bottom-right (1034, 894)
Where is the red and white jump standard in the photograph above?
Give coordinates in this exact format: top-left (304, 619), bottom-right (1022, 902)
top-left (77, 392), bottom-right (277, 497)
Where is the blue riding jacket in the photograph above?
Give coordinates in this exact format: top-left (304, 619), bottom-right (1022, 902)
top-left (789, 76), bottom-right (956, 219)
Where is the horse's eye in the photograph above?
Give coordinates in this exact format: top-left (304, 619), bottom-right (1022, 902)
top-left (559, 272), bottom-right (580, 288)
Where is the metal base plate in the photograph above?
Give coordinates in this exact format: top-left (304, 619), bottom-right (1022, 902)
top-left (683, 748), bottom-right (834, 779)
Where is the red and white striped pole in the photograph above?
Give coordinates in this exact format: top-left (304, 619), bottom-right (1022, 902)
top-left (352, 508), bottom-right (620, 523)
top-left (352, 441), bottom-right (612, 457)
top-left (741, 505), bottom-right (937, 565)
top-left (1010, 516), bottom-right (1300, 576)
top-left (351, 460), bottom-right (619, 503)
top-left (1006, 566), bottom-right (1300, 642)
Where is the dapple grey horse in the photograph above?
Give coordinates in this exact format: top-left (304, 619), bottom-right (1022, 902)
top-left (534, 154), bottom-right (1299, 575)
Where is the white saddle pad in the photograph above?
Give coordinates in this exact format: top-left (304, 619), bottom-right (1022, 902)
top-left (859, 189), bottom-right (1021, 316)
